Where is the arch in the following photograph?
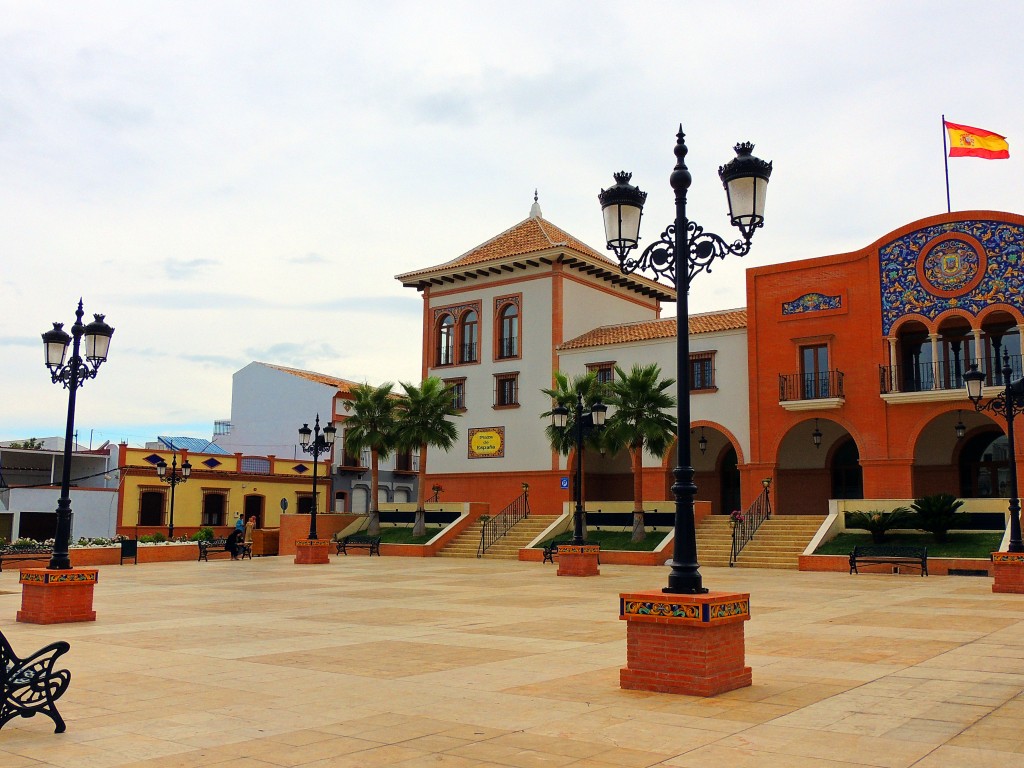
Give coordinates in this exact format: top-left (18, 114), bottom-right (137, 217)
top-left (662, 420), bottom-right (746, 470)
top-left (976, 303), bottom-right (1024, 326)
top-left (932, 308), bottom-right (979, 328)
top-left (436, 313), bottom-right (455, 366)
top-left (459, 309), bottom-right (478, 363)
top-left (890, 313), bottom-right (937, 336)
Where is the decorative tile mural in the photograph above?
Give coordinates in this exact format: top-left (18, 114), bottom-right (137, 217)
top-left (879, 220), bottom-right (1024, 335)
top-left (782, 292), bottom-right (842, 315)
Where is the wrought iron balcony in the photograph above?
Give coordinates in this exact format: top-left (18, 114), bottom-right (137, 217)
top-left (779, 370), bottom-right (844, 402)
top-left (497, 336), bottom-right (518, 358)
top-left (879, 355), bottom-right (1023, 394)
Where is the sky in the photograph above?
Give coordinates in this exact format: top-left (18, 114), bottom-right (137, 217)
top-left (2, 1), bottom-right (1022, 447)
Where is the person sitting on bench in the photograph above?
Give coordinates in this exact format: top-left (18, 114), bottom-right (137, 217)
top-left (225, 528), bottom-right (242, 560)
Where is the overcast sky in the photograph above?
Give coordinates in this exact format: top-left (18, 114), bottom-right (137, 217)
top-left (2, 1), bottom-right (1022, 447)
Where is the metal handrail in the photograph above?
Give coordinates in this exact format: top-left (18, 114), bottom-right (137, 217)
top-left (729, 483), bottom-right (772, 566)
top-left (879, 355), bottom-right (1023, 394)
top-left (779, 370), bottom-right (844, 401)
top-left (477, 486), bottom-right (530, 557)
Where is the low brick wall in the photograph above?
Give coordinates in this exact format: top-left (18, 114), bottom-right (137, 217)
top-left (519, 546), bottom-right (666, 565)
top-left (799, 553), bottom-right (993, 576)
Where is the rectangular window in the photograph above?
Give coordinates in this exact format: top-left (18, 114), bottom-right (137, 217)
top-left (341, 431), bottom-right (364, 467)
top-left (689, 353), bottom-right (716, 391)
top-left (444, 378), bottom-right (467, 411)
top-left (587, 362), bottom-right (615, 385)
top-left (801, 344), bottom-right (829, 398)
top-left (494, 373), bottom-right (519, 408)
top-left (201, 492), bottom-right (227, 526)
top-left (395, 450), bottom-right (415, 472)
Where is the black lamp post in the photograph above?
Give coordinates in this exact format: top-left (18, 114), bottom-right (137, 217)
top-left (40, 300), bottom-right (114, 570)
top-left (599, 127), bottom-right (772, 594)
top-left (156, 453), bottom-right (192, 540)
top-left (552, 393), bottom-right (607, 545)
top-left (298, 414), bottom-right (336, 540)
top-left (965, 353), bottom-right (1024, 552)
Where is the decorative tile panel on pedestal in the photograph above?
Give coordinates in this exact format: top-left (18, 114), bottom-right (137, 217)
top-left (619, 590), bottom-right (751, 696)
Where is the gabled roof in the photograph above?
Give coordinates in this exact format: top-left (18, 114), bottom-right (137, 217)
top-left (261, 363), bottom-right (363, 395)
top-left (559, 308), bottom-right (747, 350)
top-left (395, 212), bottom-right (675, 302)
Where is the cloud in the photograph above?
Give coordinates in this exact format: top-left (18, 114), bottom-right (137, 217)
top-left (164, 258), bottom-right (219, 280)
top-left (287, 252), bottom-right (328, 265)
top-left (308, 295), bottom-right (420, 315)
top-left (243, 342), bottom-right (344, 369)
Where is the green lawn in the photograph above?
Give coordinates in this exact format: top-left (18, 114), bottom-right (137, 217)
top-left (536, 529), bottom-right (668, 552)
top-left (814, 532), bottom-right (1002, 558)
top-left (372, 527), bottom-right (441, 545)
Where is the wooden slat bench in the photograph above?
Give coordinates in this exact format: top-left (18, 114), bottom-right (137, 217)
top-left (335, 535), bottom-right (381, 556)
top-left (849, 544), bottom-right (928, 576)
top-left (197, 539), bottom-right (252, 562)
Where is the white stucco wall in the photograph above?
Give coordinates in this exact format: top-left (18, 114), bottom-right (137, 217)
top-left (8, 487), bottom-right (120, 539)
top-left (556, 325), bottom-right (750, 470)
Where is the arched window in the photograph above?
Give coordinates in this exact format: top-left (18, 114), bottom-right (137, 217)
top-left (460, 310), bottom-right (478, 363)
top-left (498, 303), bottom-right (519, 358)
top-left (437, 314), bottom-right (455, 366)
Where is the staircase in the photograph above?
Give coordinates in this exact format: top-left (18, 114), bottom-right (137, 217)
top-left (731, 515), bottom-right (826, 569)
top-left (437, 516), bottom-right (554, 560)
top-left (695, 516), bottom-right (733, 567)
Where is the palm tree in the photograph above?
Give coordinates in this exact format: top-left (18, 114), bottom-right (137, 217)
top-left (396, 377), bottom-right (460, 537)
top-left (343, 382), bottom-right (398, 536)
top-left (603, 363), bottom-right (677, 542)
top-left (541, 372), bottom-right (607, 540)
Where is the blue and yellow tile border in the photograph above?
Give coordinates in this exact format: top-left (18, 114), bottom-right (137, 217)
top-left (619, 590), bottom-right (750, 626)
top-left (20, 568), bottom-right (99, 586)
top-left (992, 552), bottom-right (1024, 564)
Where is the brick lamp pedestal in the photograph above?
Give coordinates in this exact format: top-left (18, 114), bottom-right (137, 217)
top-left (18, 568), bottom-right (98, 624)
top-left (557, 544), bottom-right (600, 577)
top-left (992, 552), bottom-right (1024, 593)
top-left (294, 539), bottom-right (331, 564)
top-left (619, 590), bottom-right (751, 697)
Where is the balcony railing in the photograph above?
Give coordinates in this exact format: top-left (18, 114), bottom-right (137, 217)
top-left (497, 336), bottom-right (518, 358)
top-left (879, 355), bottom-right (1023, 394)
top-left (779, 370), bottom-right (844, 402)
top-left (460, 343), bottom-right (478, 364)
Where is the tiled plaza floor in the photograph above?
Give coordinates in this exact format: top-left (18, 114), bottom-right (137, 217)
top-left (2, 554), bottom-right (1024, 767)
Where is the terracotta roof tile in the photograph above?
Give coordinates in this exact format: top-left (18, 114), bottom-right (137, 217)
top-left (559, 308), bottom-right (747, 350)
top-left (262, 363), bottom-right (364, 394)
top-left (397, 216), bottom-right (614, 281)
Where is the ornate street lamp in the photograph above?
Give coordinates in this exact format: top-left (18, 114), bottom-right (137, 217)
top-left (552, 393), bottom-right (607, 545)
top-left (156, 453), bottom-right (192, 539)
top-left (599, 128), bottom-right (771, 594)
top-left (812, 419), bottom-right (823, 449)
top-left (40, 300), bottom-right (114, 570)
top-left (954, 410), bottom-right (967, 440)
top-left (298, 415), bottom-right (337, 540)
top-left (965, 354), bottom-right (1024, 552)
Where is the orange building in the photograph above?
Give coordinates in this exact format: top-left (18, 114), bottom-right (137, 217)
top-left (746, 210), bottom-right (1024, 514)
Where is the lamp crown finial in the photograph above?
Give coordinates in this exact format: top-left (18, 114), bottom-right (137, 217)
top-left (612, 171), bottom-right (632, 184)
top-left (734, 141), bottom-right (755, 156)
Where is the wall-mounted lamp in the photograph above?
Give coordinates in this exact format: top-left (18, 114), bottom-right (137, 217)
top-left (698, 427), bottom-right (708, 455)
top-left (812, 419), bottom-right (823, 449)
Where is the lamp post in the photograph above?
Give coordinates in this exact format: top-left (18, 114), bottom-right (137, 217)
top-left (40, 300), bottom-right (114, 570)
top-left (599, 127), bottom-right (771, 594)
top-left (552, 392), bottom-right (607, 545)
top-left (298, 415), bottom-right (336, 540)
top-left (965, 353), bottom-right (1024, 552)
top-left (156, 453), bottom-right (192, 540)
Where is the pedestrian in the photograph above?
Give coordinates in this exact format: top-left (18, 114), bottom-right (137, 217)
top-left (243, 515), bottom-right (256, 553)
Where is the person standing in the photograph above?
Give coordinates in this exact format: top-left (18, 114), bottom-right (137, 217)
top-left (243, 516), bottom-right (256, 556)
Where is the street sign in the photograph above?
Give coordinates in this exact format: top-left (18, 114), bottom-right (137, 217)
top-left (560, 477), bottom-right (569, 489)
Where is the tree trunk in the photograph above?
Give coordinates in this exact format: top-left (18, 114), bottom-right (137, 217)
top-left (368, 448), bottom-right (381, 536)
top-left (413, 444), bottom-right (428, 537)
top-left (630, 444), bottom-right (646, 543)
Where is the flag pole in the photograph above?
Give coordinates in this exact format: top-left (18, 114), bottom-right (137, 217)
top-left (942, 114), bottom-right (951, 213)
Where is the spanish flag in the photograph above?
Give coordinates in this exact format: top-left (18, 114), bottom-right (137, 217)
top-left (944, 120), bottom-right (1010, 159)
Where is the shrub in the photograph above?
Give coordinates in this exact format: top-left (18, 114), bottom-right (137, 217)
top-left (845, 507), bottom-right (913, 543)
top-left (189, 527), bottom-right (215, 542)
top-left (12, 538), bottom-right (43, 549)
top-left (911, 493), bottom-right (969, 543)
top-left (139, 532), bottom-right (168, 544)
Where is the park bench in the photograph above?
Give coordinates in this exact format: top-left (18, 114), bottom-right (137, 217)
top-left (0, 629), bottom-right (71, 733)
top-left (0, 547), bottom-right (51, 572)
top-left (335, 535), bottom-right (381, 556)
top-left (849, 544), bottom-right (928, 576)
top-left (197, 539), bottom-right (252, 562)
top-left (542, 542), bottom-right (559, 563)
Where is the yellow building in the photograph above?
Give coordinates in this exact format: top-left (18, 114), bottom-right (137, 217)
top-left (115, 443), bottom-right (331, 538)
